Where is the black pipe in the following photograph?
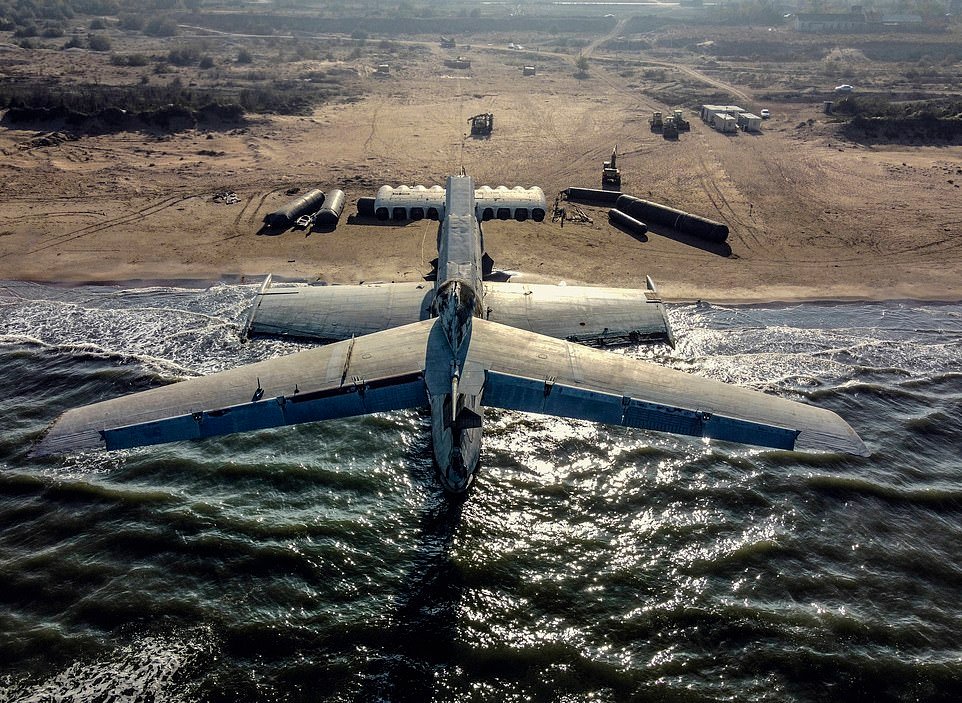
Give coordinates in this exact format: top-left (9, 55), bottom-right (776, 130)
top-left (264, 188), bottom-right (325, 228)
top-left (616, 194), bottom-right (729, 243)
top-left (564, 187), bottom-right (622, 205)
top-left (316, 189), bottom-right (346, 226)
top-left (608, 208), bottom-right (647, 236)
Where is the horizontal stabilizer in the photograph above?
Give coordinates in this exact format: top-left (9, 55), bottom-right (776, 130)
top-left (245, 279), bottom-right (434, 342)
top-left (483, 281), bottom-right (673, 346)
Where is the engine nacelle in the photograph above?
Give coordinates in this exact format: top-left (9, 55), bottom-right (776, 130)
top-left (373, 184), bottom-right (546, 223)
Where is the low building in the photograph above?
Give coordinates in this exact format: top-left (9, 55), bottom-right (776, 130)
top-left (700, 104), bottom-right (744, 122)
top-left (713, 113), bottom-right (738, 133)
top-left (737, 113), bottom-right (762, 132)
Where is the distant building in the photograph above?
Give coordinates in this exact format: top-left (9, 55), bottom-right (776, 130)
top-left (879, 14), bottom-right (923, 28)
top-left (794, 12), bottom-right (867, 32)
top-left (795, 10), bottom-right (940, 32)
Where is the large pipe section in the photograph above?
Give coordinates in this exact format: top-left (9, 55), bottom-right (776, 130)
top-left (315, 189), bottom-right (346, 226)
top-left (616, 194), bottom-right (729, 243)
top-left (263, 189), bottom-right (325, 228)
top-left (564, 187), bottom-right (623, 205)
top-left (608, 208), bottom-right (647, 236)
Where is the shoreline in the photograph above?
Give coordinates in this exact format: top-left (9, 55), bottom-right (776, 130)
top-left (4, 275), bottom-right (961, 307)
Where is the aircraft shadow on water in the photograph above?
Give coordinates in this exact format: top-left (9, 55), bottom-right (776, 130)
top-left (33, 175), bottom-right (868, 492)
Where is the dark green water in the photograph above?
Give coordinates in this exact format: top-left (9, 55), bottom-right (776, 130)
top-left (1, 282), bottom-right (960, 702)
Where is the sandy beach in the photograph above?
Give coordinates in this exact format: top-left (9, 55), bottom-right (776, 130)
top-left (2, 47), bottom-right (961, 304)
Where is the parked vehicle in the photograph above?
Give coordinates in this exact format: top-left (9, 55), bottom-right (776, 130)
top-left (760, 108), bottom-right (771, 119)
top-left (834, 84), bottom-right (854, 93)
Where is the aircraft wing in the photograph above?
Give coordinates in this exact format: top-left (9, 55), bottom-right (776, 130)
top-left (33, 315), bottom-right (867, 459)
top-left (468, 318), bottom-right (868, 456)
top-left (244, 275), bottom-right (434, 342)
top-left (32, 320), bottom-right (437, 456)
top-left (483, 280), bottom-right (673, 346)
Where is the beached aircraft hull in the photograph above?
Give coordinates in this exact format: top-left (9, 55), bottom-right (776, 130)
top-left (34, 176), bottom-right (868, 491)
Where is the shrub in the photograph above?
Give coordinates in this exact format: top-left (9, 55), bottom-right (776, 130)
top-left (144, 16), bottom-right (177, 37)
top-left (168, 45), bottom-right (201, 65)
top-left (89, 17), bottom-right (107, 30)
top-left (88, 35), bottom-right (111, 51)
top-left (111, 53), bottom-right (150, 66)
top-left (118, 14), bottom-right (144, 31)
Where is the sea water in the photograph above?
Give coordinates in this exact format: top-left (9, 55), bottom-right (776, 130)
top-left (0, 282), bottom-right (960, 702)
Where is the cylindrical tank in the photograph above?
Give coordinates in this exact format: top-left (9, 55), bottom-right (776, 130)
top-left (315, 189), bottom-right (346, 226)
top-left (565, 187), bottom-right (622, 205)
top-left (616, 194), bottom-right (728, 243)
top-left (608, 208), bottom-right (647, 236)
top-left (264, 189), bottom-right (325, 228)
top-left (356, 197), bottom-right (375, 217)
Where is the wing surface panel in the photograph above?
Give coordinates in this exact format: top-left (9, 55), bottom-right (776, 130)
top-left (470, 319), bottom-right (867, 455)
top-left (34, 320), bottom-right (437, 456)
top-left (246, 280), bottom-right (434, 341)
top-left (483, 282), bottom-right (672, 345)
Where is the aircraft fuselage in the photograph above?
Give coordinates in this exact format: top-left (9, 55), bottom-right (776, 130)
top-left (429, 175), bottom-right (486, 492)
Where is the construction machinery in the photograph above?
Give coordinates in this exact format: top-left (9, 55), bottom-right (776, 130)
top-left (649, 111), bottom-right (663, 132)
top-left (661, 117), bottom-right (678, 139)
top-left (468, 113), bottom-right (494, 136)
top-left (662, 115), bottom-right (679, 139)
top-left (601, 146), bottom-right (621, 189)
top-left (672, 109), bottom-right (690, 131)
